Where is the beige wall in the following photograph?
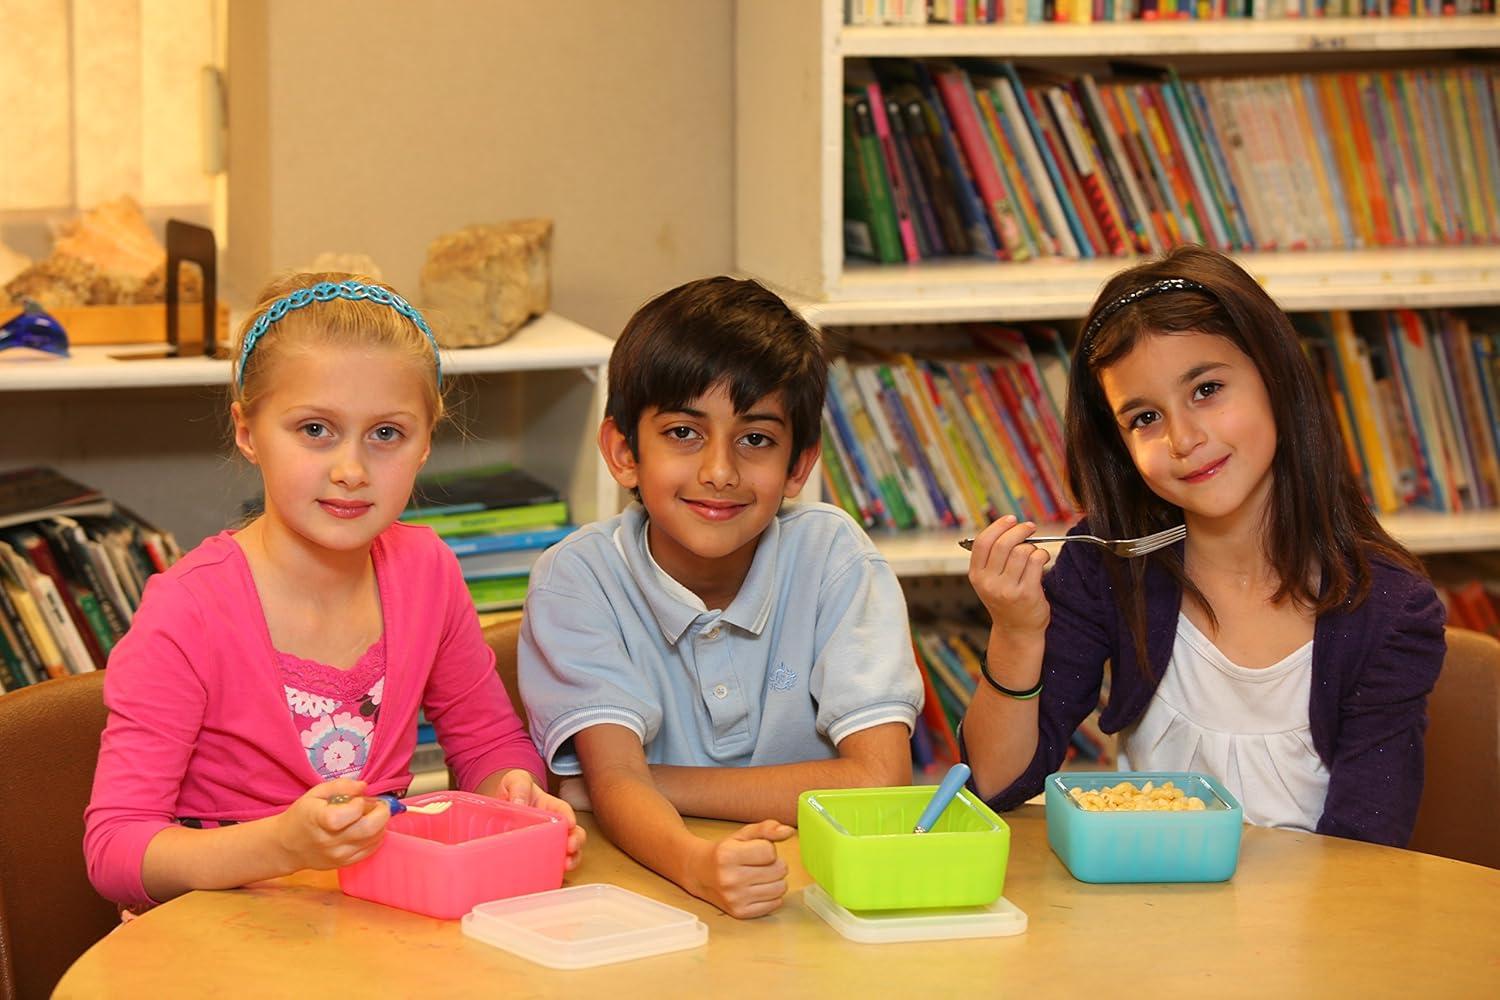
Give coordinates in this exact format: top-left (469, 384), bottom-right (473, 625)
top-left (13, 0), bottom-right (735, 547)
top-left (227, 0), bottom-right (735, 337)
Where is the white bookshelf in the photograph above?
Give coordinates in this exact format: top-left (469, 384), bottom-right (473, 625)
top-left (736, 1), bottom-right (1500, 569)
top-left (840, 16), bottom-right (1500, 59)
top-left (804, 247), bottom-right (1500, 325)
top-left (2, 312), bottom-right (622, 548)
top-left (0, 312), bottom-right (613, 392)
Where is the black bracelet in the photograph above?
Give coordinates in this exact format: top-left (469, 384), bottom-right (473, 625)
top-left (979, 660), bottom-right (1044, 700)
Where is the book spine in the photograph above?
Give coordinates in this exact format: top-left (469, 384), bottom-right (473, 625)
top-left (851, 363), bottom-right (939, 527)
top-left (1030, 88), bottom-right (1110, 256)
top-left (989, 74), bottom-right (1079, 257)
top-left (912, 61), bottom-right (1001, 258)
top-left (1099, 83), bottom-right (1175, 250)
top-left (875, 366), bottom-right (959, 526)
top-left (849, 94), bottom-right (905, 263)
top-left (903, 97), bottom-right (971, 255)
top-left (955, 361), bottom-right (1042, 520)
top-left (406, 501), bottom-right (570, 537)
top-left (886, 95), bottom-right (945, 256)
top-left (1, 576), bottom-right (67, 679)
top-left (974, 87), bottom-right (1047, 259)
top-left (824, 374), bottom-right (886, 526)
top-left (1001, 63), bottom-right (1093, 256)
top-left (13, 531), bottom-right (107, 668)
top-left (933, 68), bottom-right (1026, 261)
top-left (1045, 86), bottom-right (1128, 256)
top-left (831, 358), bottom-right (912, 528)
top-left (0, 576), bottom-right (45, 685)
top-left (865, 79), bottom-right (923, 261)
top-left (1292, 75), bottom-right (1357, 248)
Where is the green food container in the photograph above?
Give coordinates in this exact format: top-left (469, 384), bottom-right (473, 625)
top-left (798, 785), bottom-right (1010, 911)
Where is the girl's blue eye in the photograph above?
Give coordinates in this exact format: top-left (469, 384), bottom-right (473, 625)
top-left (301, 422), bottom-right (328, 439)
top-left (372, 425), bottom-right (402, 443)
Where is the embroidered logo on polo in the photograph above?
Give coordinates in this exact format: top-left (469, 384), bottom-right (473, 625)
top-left (769, 663), bottom-right (798, 691)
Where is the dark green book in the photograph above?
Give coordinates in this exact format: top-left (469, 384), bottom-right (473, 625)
top-left (845, 92), bottom-right (903, 264)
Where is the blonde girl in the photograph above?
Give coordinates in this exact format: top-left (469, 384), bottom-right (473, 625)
top-left (86, 274), bottom-right (582, 910)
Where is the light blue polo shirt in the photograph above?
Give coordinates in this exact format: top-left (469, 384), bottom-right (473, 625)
top-left (518, 501), bottom-right (923, 775)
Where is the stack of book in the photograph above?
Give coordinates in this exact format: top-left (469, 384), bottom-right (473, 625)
top-left (0, 467), bottom-right (181, 692)
top-left (401, 464), bottom-right (573, 613)
top-left (908, 614), bottom-right (1112, 772)
top-left (844, 58), bottom-right (1500, 264)
top-left (1298, 310), bottom-right (1500, 515)
top-left (847, 0), bottom-right (1498, 26)
top-left (821, 324), bottom-right (1074, 532)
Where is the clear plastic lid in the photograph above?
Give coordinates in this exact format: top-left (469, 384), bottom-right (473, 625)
top-left (803, 884), bottom-right (1028, 944)
top-left (461, 884), bottom-right (708, 970)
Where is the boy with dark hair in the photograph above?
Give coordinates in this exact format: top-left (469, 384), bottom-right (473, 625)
top-left (520, 276), bottom-right (922, 918)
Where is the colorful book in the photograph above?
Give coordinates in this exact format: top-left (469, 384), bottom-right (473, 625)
top-left (404, 500), bottom-right (568, 538)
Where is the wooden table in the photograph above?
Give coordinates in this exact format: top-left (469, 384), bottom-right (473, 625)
top-left (57, 806), bottom-right (1498, 998)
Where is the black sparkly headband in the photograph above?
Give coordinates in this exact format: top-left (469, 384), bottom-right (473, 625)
top-left (1081, 277), bottom-right (1212, 354)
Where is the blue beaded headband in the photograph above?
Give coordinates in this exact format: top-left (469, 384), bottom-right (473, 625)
top-left (235, 279), bottom-right (441, 389)
top-left (1081, 277), bottom-right (1212, 356)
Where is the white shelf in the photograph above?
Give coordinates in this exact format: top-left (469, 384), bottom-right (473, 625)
top-left (871, 510), bottom-right (1500, 577)
top-left (1380, 510), bottom-right (1500, 556)
top-left (0, 312), bottom-right (614, 392)
top-left (840, 17), bottom-right (1500, 59)
top-left (796, 247), bottom-right (1500, 326)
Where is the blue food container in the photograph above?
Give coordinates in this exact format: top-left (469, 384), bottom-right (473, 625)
top-left (1044, 771), bottom-right (1243, 884)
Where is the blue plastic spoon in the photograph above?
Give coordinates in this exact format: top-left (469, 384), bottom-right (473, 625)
top-left (913, 763), bottom-right (972, 834)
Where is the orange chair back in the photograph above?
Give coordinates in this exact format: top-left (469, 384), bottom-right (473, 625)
top-left (1410, 627), bottom-right (1500, 869)
top-left (0, 673), bottom-right (119, 1000)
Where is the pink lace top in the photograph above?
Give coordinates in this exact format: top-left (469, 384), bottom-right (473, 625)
top-left (278, 638), bottom-right (387, 781)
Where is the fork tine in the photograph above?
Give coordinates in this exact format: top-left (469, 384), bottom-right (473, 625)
top-left (1123, 524), bottom-right (1187, 556)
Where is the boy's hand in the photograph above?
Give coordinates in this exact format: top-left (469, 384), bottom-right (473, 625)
top-left (493, 768), bottom-right (587, 871)
top-left (274, 777), bottom-right (389, 871)
top-left (687, 819), bottom-right (794, 919)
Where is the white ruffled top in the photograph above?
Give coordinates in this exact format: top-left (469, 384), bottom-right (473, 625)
top-left (1118, 612), bottom-right (1329, 832)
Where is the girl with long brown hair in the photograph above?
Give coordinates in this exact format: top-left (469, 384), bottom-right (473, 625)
top-left (962, 247), bottom-right (1444, 846)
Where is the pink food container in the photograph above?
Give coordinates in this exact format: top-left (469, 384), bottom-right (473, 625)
top-left (337, 790), bottom-right (568, 919)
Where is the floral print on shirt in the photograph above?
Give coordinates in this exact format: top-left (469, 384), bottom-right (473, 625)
top-left (279, 638), bottom-right (386, 781)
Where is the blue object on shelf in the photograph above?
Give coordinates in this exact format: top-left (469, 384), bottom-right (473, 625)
top-left (913, 762), bottom-right (972, 834)
top-left (0, 300), bottom-right (70, 357)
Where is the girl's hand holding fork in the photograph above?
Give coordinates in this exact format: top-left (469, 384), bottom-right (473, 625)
top-left (967, 515), bottom-right (1053, 641)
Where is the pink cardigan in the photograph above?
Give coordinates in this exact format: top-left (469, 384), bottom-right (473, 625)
top-left (84, 523), bottom-right (543, 909)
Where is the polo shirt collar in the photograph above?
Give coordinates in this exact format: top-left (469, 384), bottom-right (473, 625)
top-left (616, 503), bottom-right (779, 644)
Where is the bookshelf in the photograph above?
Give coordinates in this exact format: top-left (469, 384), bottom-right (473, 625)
top-left (737, 1), bottom-right (1500, 576)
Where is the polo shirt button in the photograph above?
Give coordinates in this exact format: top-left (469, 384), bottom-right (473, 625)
top-left (703, 627), bottom-right (721, 640)
top-left (713, 684), bottom-right (728, 699)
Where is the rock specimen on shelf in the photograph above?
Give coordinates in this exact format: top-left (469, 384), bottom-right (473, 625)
top-left (418, 218), bottom-right (552, 348)
top-left (1, 196), bottom-right (202, 309)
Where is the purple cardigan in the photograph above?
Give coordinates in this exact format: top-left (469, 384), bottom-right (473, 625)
top-left (970, 525), bottom-right (1446, 847)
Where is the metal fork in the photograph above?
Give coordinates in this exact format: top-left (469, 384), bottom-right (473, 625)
top-left (958, 523), bottom-right (1187, 558)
